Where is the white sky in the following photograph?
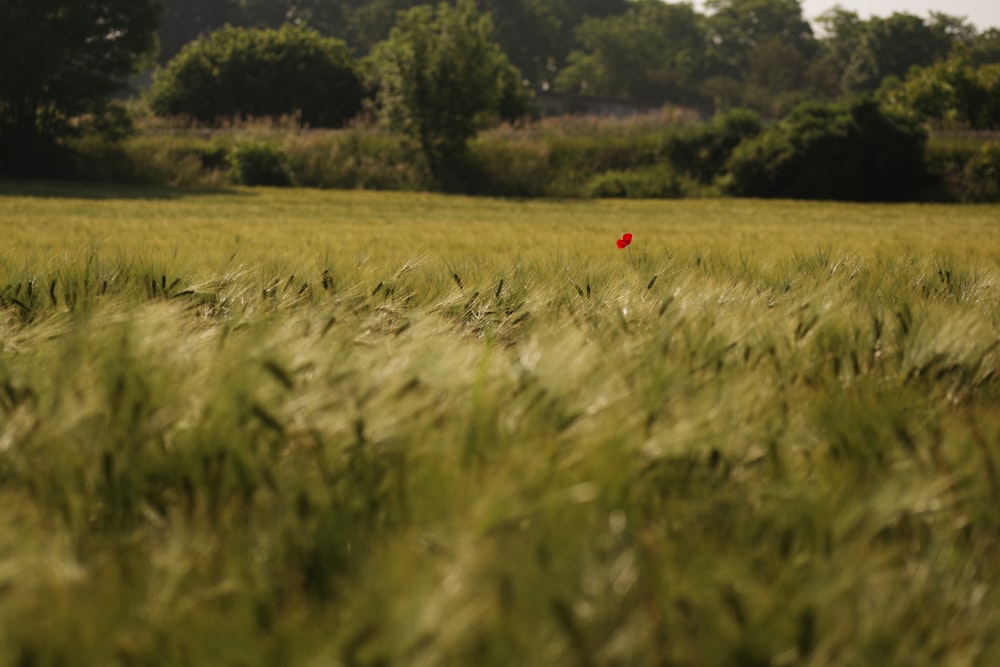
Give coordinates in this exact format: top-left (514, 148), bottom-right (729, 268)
top-left (693, 0), bottom-right (1000, 32)
top-left (800, 0), bottom-right (1000, 31)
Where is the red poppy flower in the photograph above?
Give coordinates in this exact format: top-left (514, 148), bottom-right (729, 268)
top-left (616, 233), bottom-right (633, 249)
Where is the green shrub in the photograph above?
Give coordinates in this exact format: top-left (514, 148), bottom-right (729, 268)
top-left (68, 134), bottom-right (231, 187)
top-left (959, 141), bottom-right (1000, 201)
top-left (586, 166), bottom-right (686, 199)
top-left (542, 134), bottom-right (665, 196)
top-left (663, 108), bottom-right (762, 184)
top-left (283, 131), bottom-right (429, 190)
top-left (66, 135), bottom-right (142, 183)
top-left (229, 141), bottom-right (293, 186)
top-left (149, 24), bottom-right (364, 128)
top-left (725, 98), bottom-right (931, 201)
top-left (464, 137), bottom-right (552, 197)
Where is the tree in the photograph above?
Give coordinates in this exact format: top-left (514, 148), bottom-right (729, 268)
top-left (492, 0), bottom-right (630, 76)
top-left (970, 28), bottom-right (1000, 66)
top-left (365, 0), bottom-right (530, 184)
top-left (479, 0), bottom-right (564, 86)
top-left (808, 8), bottom-right (865, 99)
top-left (704, 0), bottom-right (817, 79)
top-left (157, 0), bottom-right (235, 64)
top-left (153, 0), bottom-right (631, 88)
top-left (726, 98), bottom-right (930, 201)
top-left (149, 24), bottom-right (364, 127)
top-left (841, 13), bottom-right (958, 95)
top-left (555, 0), bottom-right (707, 103)
top-left (880, 48), bottom-right (1000, 130)
top-left (0, 0), bottom-right (160, 142)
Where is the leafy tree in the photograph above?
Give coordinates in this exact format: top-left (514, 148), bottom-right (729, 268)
top-left (970, 28), bottom-right (1000, 66)
top-left (841, 13), bottom-right (959, 95)
top-left (157, 0), bottom-right (235, 64)
top-left (704, 0), bottom-right (817, 79)
top-left (479, 0), bottom-right (563, 86)
top-left (928, 11), bottom-right (977, 45)
top-left (149, 24), bottom-right (363, 127)
top-left (726, 98), bottom-right (930, 201)
top-left (155, 0), bottom-right (630, 88)
top-left (244, 0), bottom-right (422, 54)
top-left (696, 0), bottom-right (818, 113)
top-left (365, 0), bottom-right (530, 184)
top-left (345, 0), bottom-right (427, 53)
top-left (880, 48), bottom-right (1000, 130)
top-left (0, 0), bottom-right (160, 143)
top-left (808, 8), bottom-right (865, 99)
top-left (555, 0), bottom-right (707, 103)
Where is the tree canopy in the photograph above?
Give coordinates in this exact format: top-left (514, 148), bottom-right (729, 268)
top-left (556, 0), bottom-right (707, 102)
top-left (841, 12), bottom-right (959, 94)
top-left (149, 24), bottom-right (363, 127)
top-left (149, 0), bottom-right (999, 119)
top-left (879, 47), bottom-right (1000, 129)
top-left (364, 0), bottom-right (530, 184)
top-left (0, 0), bottom-right (160, 139)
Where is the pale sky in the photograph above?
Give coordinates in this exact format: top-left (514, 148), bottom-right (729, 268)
top-left (693, 0), bottom-right (1000, 32)
top-left (799, 0), bottom-right (1000, 31)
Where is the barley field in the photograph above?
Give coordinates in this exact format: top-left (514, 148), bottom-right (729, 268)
top-left (1, 180), bottom-right (1000, 666)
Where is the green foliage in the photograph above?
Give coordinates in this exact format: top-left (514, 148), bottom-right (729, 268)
top-left (961, 141), bottom-right (1000, 201)
top-left (283, 130), bottom-right (430, 191)
top-left (970, 28), bottom-right (1000, 66)
top-left (930, 139), bottom-right (1000, 201)
top-left (585, 166), bottom-right (686, 198)
top-left (0, 0), bottom-right (160, 174)
top-left (663, 108), bottom-right (762, 183)
top-left (67, 134), bottom-right (233, 187)
top-left (149, 24), bottom-right (364, 127)
top-left (364, 0), bottom-right (531, 186)
top-left (726, 98), bottom-right (931, 200)
top-left (157, 0), bottom-right (235, 63)
top-left (155, 0), bottom-right (632, 89)
top-left (229, 141), bottom-right (293, 186)
top-left (704, 0), bottom-right (818, 78)
top-left (47, 105), bottom-right (998, 201)
top-left (556, 0), bottom-right (707, 103)
top-left (841, 12), bottom-right (958, 95)
top-left (880, 47), bottom-right (1000, 130)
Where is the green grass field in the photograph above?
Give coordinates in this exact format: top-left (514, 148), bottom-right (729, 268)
top-left (2, 181), bottom-right (1000, 666)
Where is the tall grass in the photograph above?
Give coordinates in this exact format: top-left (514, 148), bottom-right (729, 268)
top-left (62, 113), bottom-right (1000, 201)
top-left (1, 185), bottom-right (999, 665)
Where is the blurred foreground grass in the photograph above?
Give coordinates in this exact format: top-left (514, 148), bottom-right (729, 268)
top-left (1, 182), bottom-right (999, 665)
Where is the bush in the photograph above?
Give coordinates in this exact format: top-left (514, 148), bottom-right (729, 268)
top-left (663, 108), bottom-right (762, 184)
top-left (542, 134), bottom-right (665, 196)
top-left (149, 24), bottom-right (364, 128)
top-left (959, 141), bottom-right (1000, 201)
top-left (229, 142), bottom-right (293, 186)
top-left (282, 131), bottom-right (430, 191)
top-left (68, 134), bottom-right (233, 187)
top-left (458, 137), bottom-right (552, 196)
top-left (586, 166), bottom-right (686, 199)
top-left (725, 98), bottom-right (931, 201)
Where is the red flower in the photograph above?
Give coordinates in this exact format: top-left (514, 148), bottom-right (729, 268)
top-left (616, 233), bottom-right (633, 249)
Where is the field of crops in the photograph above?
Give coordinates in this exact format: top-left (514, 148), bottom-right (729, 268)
top-left (2, 180), bottom-right (999, 665)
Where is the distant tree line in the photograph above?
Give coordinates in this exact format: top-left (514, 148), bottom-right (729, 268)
top-left (154, 0), bottom-right (1000, 115)
top-left (1, 0), bottom-right (998, 198)
top-left (156, 0), bottom-right (631, 87)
